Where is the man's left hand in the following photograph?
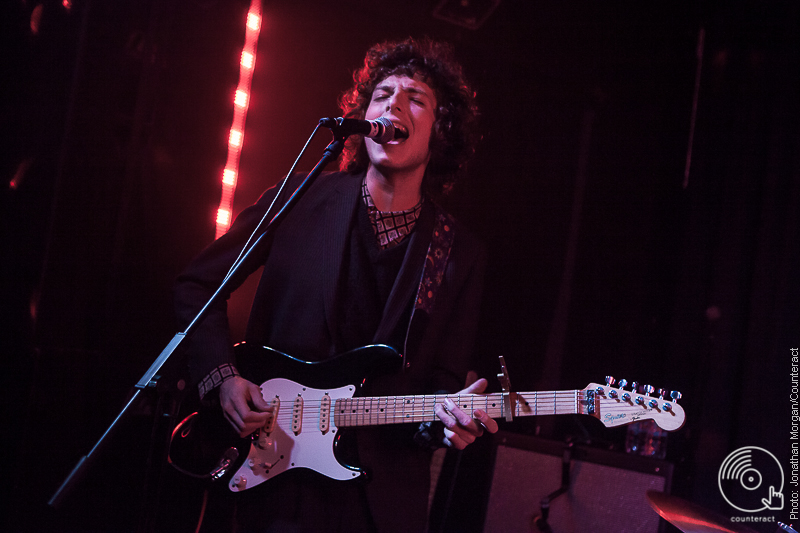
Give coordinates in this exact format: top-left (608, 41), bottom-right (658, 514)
top-left (435, 376), bottom-right (499, 450)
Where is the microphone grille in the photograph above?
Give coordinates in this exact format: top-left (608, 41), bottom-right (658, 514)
top-left (372, 117), bottom-right (395, 144)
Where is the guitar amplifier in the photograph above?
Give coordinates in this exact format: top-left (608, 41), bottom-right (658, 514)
top-left (483, 432), bottom-right (673, 533)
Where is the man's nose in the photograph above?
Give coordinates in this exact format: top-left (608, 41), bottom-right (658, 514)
top-left (385, 94), bottom-right (403, 112)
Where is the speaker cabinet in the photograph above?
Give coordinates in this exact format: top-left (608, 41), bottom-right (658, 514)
top-left (483, 432), bottom-right (673, 533)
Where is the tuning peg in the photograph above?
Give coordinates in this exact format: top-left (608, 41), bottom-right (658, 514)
top-left (631, 381), bottom-right (640, 393)
top-left (605, 376), bottom-right (615, 386)
top-left (617, 379), bottom-right (628, 389)
top-left (643, 385), bottom-right (658, 407)
top-left (662, 390), bottom-right (681, 412)
top-left (658, 388), bottom-right (667, 399)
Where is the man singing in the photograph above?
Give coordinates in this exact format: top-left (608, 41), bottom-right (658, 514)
top-left (174, 37), bottom-right (497, 532)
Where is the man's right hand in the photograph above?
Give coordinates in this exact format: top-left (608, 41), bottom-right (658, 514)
top-left (219, 376), bottom-right (273, 437)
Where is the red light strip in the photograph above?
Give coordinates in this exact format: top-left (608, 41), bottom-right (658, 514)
top-left (215, 1), bottom-right (263, 238)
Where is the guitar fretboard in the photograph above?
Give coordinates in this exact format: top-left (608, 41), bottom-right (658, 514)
top-left (333, 390), bottom-right (590, 427)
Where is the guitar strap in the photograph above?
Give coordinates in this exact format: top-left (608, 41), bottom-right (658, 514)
top-left (414, 206), bottom-right (455, 314)
top-left (401, 206), bottom-right (455, 363)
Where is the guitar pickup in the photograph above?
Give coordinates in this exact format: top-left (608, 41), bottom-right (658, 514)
top-left (319, 393), bottom-right (331, 434)
top-left (262, 396), bottom-right (279, 435)
top-left (255, 396), bottom-right (280, 450)
top-left (292, 395), bottom-right (304, 435)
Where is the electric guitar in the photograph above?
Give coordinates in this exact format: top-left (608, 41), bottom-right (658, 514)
top-left (168, 343), bottom-right (686, 493)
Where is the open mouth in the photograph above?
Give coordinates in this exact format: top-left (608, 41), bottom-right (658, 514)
top-left (392, 122), bottom-right (409, 142)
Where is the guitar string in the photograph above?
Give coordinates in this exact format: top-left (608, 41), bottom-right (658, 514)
top-left (289, 401), bottom-right (676, 413)
top-left (258, 394), bottom-right (679, 427)
top-left (263, 393), bottom-right (578, 415)
top-left (262, 400), bottom-right (672, 413)
top-left (262, 405), bottom-right (580, 418)
top-left (264, 411), bottom-right (678, 429)
top-left (258, 394), bottom-right (673, 412)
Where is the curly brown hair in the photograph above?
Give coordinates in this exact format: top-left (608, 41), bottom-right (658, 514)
top-left (338, 37), bottom-right (479, 195)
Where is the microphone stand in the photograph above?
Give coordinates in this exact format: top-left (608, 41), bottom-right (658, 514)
top-left (47, 130), bottom-right (348, 525)
top-left (532, 443), bottom-right (573, 532)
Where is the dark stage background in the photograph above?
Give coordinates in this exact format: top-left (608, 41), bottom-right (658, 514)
top-left (2, 1), bottom-right (798, 531)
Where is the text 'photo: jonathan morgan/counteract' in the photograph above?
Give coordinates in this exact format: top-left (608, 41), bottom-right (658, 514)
top-left (790, 347), bottom-right (800, 522)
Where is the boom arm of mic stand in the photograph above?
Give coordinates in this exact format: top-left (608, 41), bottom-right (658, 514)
top-left (48, 134), bottom-right (347, 510)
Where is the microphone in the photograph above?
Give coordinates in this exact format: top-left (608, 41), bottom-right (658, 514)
top-left (319, 117), bottom-right (407, 144)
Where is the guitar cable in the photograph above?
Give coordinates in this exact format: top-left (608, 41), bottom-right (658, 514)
top-left (194, 489), bottom-right (209, 533)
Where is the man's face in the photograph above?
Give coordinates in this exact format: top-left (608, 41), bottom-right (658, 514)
top-left (364, 74), bottom-right (437, 178)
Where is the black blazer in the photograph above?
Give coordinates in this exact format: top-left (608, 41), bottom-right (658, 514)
top-left (174, 170), bottom-right (486, 531)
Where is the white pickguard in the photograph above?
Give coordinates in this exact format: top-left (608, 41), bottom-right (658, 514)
top-left (228, 378), bottom-right (360, 492)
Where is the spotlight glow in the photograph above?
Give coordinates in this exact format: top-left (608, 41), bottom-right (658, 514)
top-left (216, 208), bottom-right (231, 226)
top-left (234, 90), bottom-right (248, 108)
top-left (222, 169), bottom-right (236, 186)
top-left (229, 129), bottom-right (243, 148)
top-left (215, 1), bottom-right (263, 239)
top-left (247, 13), bottom-right (261, 31)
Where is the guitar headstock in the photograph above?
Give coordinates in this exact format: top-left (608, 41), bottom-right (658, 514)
top-left (584, 378), bottom-right (685, 431)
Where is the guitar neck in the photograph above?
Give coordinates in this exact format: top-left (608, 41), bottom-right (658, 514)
top-left (333, 390), bottom-right (590, 428)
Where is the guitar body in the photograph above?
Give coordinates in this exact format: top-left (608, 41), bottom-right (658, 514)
top-left (168, 343), bottom-right (403, 491)
top-left (229, 379), bottom-right (360, 491)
